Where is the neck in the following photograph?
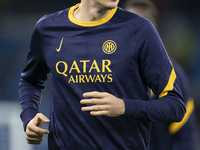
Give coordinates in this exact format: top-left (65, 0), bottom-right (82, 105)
top-left (73, 2), bottom-right (111, 22)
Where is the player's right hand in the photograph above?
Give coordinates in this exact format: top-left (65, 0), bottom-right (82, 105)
top-left (25, 113), bottom-right (50, 144)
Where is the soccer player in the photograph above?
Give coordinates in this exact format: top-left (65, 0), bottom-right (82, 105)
top-left (121, 0), bottom-right (197, 149)
top-left (19, 0), bottom-right (186, 149)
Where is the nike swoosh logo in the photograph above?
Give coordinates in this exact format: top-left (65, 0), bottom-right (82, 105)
top-left (56, 37), bottom-right (64, 52)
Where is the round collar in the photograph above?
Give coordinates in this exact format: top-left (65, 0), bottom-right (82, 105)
top-left (68, 3), bottom-right (118, 27)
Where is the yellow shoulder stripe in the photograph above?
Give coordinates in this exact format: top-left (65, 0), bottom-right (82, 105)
top-left (169, 98), bottom-right (195, 134)
top-left (68, 3), bottom-right (117, 27)
top-left (158, 67), bottom-right (176, 98)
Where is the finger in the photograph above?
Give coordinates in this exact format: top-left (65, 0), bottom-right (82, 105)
top-left (27, 134), bottom-right (43, 138)
top-left (81, 105), bottom-right (109, 111)
top-left (26, 135), bottom-right (43, 142)
top-left (35, 113), bottom-right (50, 128)
top-left (81, 105), bottom-right (98, 112)
top-left (26, 130), bottom-right (43, 138)
top-left (26, 135), bottom-right (43, 145)
top-left (80, 98), bottom-right (106, 105)
top-left (28, 125), bottom-right (49, 134)
top-left (36, 113), bottom-right (50, 123)
top-left (90, 110), bottom-right (109, 116)
top-left (27, 139), bottom-right (42, 145)
top-left (83, 91), bottom-right (108, 98)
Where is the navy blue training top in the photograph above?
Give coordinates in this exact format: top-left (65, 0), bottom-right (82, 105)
top-left (19, 4), bottom-right (185, 150)
top-left (150, 61), bottom-right (197, 150)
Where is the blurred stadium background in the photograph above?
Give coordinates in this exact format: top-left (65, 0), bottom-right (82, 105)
top-left (0, 0), bottom-right (199, 149)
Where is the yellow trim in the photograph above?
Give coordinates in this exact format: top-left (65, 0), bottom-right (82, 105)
top-left (169, 98), bottom-right (195, 134)
top-left (68, 3), bottom-right (118, 27)
top-left (158, 68), bottom-right (176, 98)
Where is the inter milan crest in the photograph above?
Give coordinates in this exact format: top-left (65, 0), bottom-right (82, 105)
top-left (102, 40), bottom-right (117, 54)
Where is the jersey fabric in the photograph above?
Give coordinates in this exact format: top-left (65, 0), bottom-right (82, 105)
top-left (19, 4), bottom-right (186, 150)
top-left (150, 61), bottom-right (197, 150)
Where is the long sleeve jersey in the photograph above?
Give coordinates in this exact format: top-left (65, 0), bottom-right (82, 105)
top-left (150, 61), bottom-right (197, 150)
top-left (19, 4), bottom-right (186, 150)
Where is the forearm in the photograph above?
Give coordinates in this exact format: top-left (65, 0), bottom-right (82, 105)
top-left (123, 93), bottom-right (186, 122)
top-left (19, 78), bottom-right (42, 130)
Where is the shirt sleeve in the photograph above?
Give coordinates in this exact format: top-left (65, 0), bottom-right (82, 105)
top-left (19, 21), bottom-right (50, 131)
top-left (168, 62), bottom-right (197, 150)
top-left (123, 20), bottom-right (186, 122)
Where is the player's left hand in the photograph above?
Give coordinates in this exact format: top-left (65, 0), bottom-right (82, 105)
top-left (80, 91), bottom-right (125, 117)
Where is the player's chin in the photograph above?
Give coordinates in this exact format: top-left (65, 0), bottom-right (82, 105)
top-left (104, 5), bottom-right (117, 10)
top-left (105, 1), bottom-right (119, 9)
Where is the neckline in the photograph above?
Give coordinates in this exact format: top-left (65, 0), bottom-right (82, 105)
top-left (68, 3), bottom-right (118, 27)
